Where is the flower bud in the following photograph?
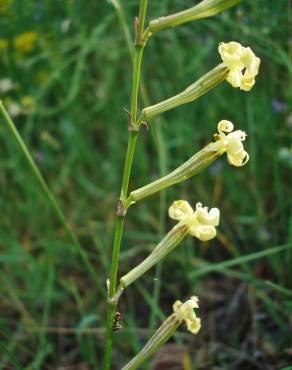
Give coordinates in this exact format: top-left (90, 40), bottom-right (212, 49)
top-left (149, 0), bottom-right (241, 33)
top-left (127, 121), bottom-right (248, 205)
top-left (121, 297), bottom-right (201, 370)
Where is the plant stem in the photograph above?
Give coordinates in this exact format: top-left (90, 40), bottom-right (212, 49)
top-left (131, 46), bottom-right (144, 125)
top-left (0, 101), bottom-right (101, 291)
top-left (103, 1), bottom-right (148, 369)
top-left (110, 0), bottom-right (169, 333)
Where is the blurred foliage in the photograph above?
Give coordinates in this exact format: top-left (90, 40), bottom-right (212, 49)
top-left (0, 0), bottom-right (291, 369)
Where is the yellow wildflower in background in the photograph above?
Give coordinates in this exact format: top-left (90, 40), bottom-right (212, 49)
top-left (36, 70), bottom-right (50, 85)
top-left (0, 0), bottom-right (12, 14)
top-left (0, 38), bottom-right (8, 50)
top-left (21, 96), bottom-right (36, 114)
top-left (13, 31), bottom-right (37, 55)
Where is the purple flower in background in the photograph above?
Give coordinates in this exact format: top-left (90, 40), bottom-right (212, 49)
top-left (272, 100), bottom-right (287, 114)
top-left (209, 159), bottom-right (224, 176)
top-left (34, 151), bottom-right (45, 163)
top-left (33, 1), bottom-right (44, 22)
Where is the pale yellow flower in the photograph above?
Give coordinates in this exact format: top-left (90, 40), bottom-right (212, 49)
top-left (121, 296), bottom-right (201, 370)
top-left (211, 120), bottom-right (249, 167)
top-left (168, 200), bottom-right (193, 220)
top-left (219, 41), bottom-right (260, 91)
top-left (173, 296), bottom-right (201, 334)
top-left (169, 200), bottom-right (220, 241)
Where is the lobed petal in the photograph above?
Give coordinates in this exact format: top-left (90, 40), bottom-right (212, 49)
top-left (169, 200), bottom-right (194, 221)
top-left (195, 204), bottom-right (220, 226)
top-left (186, 317), bottom-right (201, 334)
top-left (218, 120), bottom-right (234, 134)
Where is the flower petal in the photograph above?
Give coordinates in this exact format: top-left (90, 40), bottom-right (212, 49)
top-left (169, 200), bottom-right (194, 221)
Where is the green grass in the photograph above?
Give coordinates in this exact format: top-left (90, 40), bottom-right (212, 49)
top-left (0, 0), bottom-right (291, 369)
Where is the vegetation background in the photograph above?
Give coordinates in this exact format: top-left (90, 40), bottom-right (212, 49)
top-left (0, 0), bottom-right (291, 369)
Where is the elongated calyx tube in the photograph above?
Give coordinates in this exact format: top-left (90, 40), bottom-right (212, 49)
top-left (148, 0), bottom-right (241, 33)
top-left (140, 42), bottom-right (260, 120)
top-left (142, 64), bottom-right (228, 120)
top-left (121, 297), bottom-right (201, 370)
top-left (117, 201), bottom-right (219, 294)
top-left (120, 221), bottom-right (189, 289)
top-left (127, 120), bottom-right (249, 205)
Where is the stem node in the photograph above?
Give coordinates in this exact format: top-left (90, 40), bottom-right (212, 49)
top-left (108, 286), bottom-right (125, 305)
top-left (117, 199), bottom-right (127, 217)
top-left (134, 16), bottom-right (141, 44)
top-left (128, 123), bottom-right (140, 132)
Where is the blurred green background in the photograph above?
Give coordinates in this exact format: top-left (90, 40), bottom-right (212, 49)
top-left (0, 0), bottom-right (291, 369)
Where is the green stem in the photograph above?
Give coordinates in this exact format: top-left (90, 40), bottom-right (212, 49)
top-left (103, 1), bottom-right (148, 369)
top-left (137, 0), bottom-right (148, 38)
top-left (102, 135), bottom-right (139, 370)
top-left (121, 132), bottom-right (139, 201)
top-left (0, 101), bottom-right (101, 291)
top-left (131, 0), bottom-right (148, 124)
top-left (110, 0), bottom-right (169, 335)
top-left (131, 45), bottom-right (145, 124)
